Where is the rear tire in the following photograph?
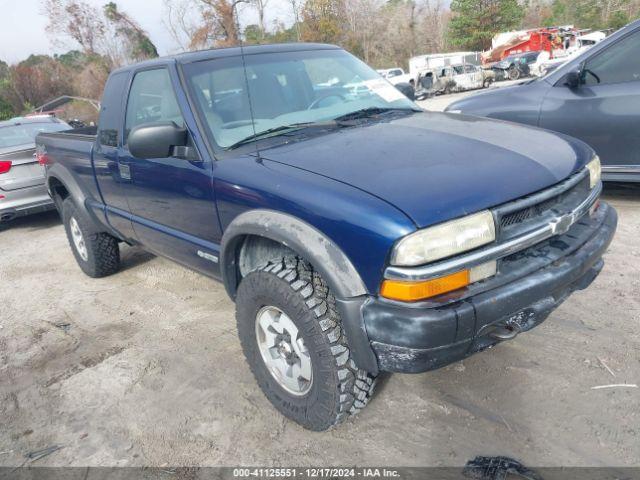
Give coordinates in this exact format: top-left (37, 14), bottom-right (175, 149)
top-left (62, 198), bottom-right (120, 278)
top-left (236, 257), bottom-right (377, 431)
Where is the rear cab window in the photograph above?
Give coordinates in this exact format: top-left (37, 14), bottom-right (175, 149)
top-left (98, 71), bottom-right (128, 148)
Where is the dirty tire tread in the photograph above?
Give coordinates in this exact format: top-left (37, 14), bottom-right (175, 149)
top-left (62, 198), bottom-right (120, 278)
top-left (236, 256), bottom-right (377, 431)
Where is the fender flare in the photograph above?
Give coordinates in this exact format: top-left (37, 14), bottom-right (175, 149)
top-left (220, 210), bottom-right (379, 373)
top-left (46, 164), bottom-right (107, 232)
top-left (220, 210), bottom-right (368, 300)
top-left (47, 165), bottom-right (81, 200)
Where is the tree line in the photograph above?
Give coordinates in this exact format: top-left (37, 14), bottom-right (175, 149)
top-left (1, 0), bottom-right (638, 120)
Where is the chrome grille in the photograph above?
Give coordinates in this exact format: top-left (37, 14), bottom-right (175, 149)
top-left (500, 185), bottom-right (579, 228)
top-left (495, 170), bottom-right (591, 240)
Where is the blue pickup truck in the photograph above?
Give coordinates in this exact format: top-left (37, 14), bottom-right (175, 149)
top-left (37, 43), bottom-right (617, 431)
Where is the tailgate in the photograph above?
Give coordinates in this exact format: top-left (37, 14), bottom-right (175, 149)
top-left (0, 145), bottom-right (44, 191)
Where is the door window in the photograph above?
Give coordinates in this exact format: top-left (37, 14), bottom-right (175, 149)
top-left (583, 30), bottom-right (640, 86)
top-left (124, 69), bottom-right (185, 143)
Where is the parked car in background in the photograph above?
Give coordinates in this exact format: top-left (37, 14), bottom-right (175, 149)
top-left (38, 43), bottom-right (615, 431)
top-left (0, 116), bottom-right (70, 222)
top-left (414, 68), bottom-right (439, 98)
top-left (424, 64), bottom-right (494, 96)
top-left (446, 19), bottom-right (640, 182)
top-left (493, 51), bottom-right (541, 80)
top-left (377, 67), bottom-right (415, 87)
top-left (529, 50), bottom-right (567, 77)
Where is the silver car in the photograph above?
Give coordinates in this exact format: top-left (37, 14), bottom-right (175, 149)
top-left (0, 116), bottom-right (70, 222)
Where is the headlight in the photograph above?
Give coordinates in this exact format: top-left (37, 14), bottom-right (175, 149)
top-left (586, 155), bottom-right (601, 189)
top-left (391, 210), bottom-right (496, 266)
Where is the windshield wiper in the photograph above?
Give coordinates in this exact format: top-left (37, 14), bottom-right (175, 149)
top-left (333, 107), bottom-right (419, 122)
top-left (226, 121), bottom-right (336, 150)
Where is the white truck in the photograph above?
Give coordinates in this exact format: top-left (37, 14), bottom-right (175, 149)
top-left (408, 52), bottom-right (482, 77)
top-left (377, 68), bottom-right (415, 87)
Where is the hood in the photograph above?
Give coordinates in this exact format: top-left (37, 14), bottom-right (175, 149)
top-left (260, 111), bottom-right (593, 228)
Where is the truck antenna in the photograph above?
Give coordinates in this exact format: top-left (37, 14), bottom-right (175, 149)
top-left (234, 1), bottom-right (260, 160)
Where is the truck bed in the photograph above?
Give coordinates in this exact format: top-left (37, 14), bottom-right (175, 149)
top-left (36, 126), bottom-right (100, 208)
top-left (38, 125), bottom-right (97, 141)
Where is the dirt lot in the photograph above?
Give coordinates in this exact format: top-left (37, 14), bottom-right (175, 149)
top-left (1, 86), bottom-right (639, 468)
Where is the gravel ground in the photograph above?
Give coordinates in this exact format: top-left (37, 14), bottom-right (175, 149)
top-left (1, 84), bottom-right (639, 468)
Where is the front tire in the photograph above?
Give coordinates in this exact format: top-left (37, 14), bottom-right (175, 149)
top-left (236, 257), bottom-right (377, 431)
top-left (62, 198), bottom-right (120, 278)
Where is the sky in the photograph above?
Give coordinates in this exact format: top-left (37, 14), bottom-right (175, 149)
top-left (0, 0), bottom-right (295, 64)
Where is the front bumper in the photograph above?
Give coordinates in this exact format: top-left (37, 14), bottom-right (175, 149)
top-left (362, 202), bottom-right (617, 373)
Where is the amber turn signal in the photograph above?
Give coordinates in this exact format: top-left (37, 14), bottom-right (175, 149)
top-left (380, 270), bottom-right (470, 302)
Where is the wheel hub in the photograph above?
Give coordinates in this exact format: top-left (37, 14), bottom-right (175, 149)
top-left (277, 339), bottom-right (293, 360)
top-left (69, 217), bottom-right (88, 262)
top-left (255, 306), bottom-right (313, 396)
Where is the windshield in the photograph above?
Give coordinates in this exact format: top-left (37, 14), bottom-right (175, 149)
top-left (182, 49), bottom-right (418, 149)
top-left (0, 121), bottom-right (70, 148)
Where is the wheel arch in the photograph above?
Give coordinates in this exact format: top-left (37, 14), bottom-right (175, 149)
top-left (46, 165), bottom-right (90, 212)
top-left (46, 174), bottom-right (72, 212)
top-left (221, 210), bottom-right (379, 374)
top-left (46, 165), bottom-right (111, 234)
top-left (220, 210), bottom-right (368, 301)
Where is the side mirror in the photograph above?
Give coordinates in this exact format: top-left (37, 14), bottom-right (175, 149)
top-left (563, 69), bottom-right (582, 89)
top-left (128, 121), bottom-right (188, 159)
top-left (395, 82), bottom-right (415, 101)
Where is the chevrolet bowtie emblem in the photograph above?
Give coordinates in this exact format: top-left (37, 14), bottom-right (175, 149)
top-left (550, 213), bottom-right (574, 235)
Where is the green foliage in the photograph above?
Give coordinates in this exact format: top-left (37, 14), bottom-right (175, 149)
top-left (103, 2), bottom-right (159, 61)
top-left (0, 96), bottom-right (14, 120)
top-left (449, 0), bottom-right (525, 50)
top-left (134, 36), bottom-right (159, 59)
top-left (0, 60), bottom-right (8, 81)
top-left (608, 10), bottom-right (630, 29)
top-left (270, 26), bottom-right (300, 44)
top-left (544, 0), bottom-right (634, 30)
top-left (0, 72), bottom-right (14, 120)
top-left (54, 50), bottom-right (90, 69)
top-left (244, 24), bottom-right (264, 44)
top-left (19, 54), bottom-right (50, 67)
top-left (1, 61), bottom-right (20, 118)
top-left (244, 23), bottom-right (299, 45)
top-left (300, 0), bottom-right (345, 44)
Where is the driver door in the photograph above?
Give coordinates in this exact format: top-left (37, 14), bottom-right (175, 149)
top-left (117, 67), bottom-right (223, 275)
top-left (539, 28), bottom-right (640, 170)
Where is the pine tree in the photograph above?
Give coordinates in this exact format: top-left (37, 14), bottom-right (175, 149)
top-left (449, 0), bottom-right (525, 50)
